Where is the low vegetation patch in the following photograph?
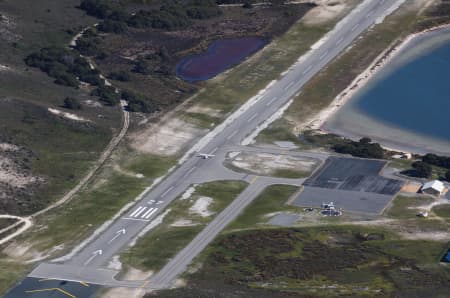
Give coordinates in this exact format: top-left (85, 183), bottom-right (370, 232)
top-left (122, 181), bottom-right (247, 272)
top-left (150, 226), bottom-right (449, 297)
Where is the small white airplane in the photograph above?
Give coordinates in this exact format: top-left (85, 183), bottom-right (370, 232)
top-left (197, 153), bottom-right (215, 159)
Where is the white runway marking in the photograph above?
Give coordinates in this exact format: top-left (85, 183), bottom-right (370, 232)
top-left (351, 23), bottom-right (359, 32)
top-left (130, 206), bottom-right (145, 218)
top-left (336, 37), bottom-right (343, 45)
top-left (161, 186), bottom-right (174, 198)
top-left (143, 208), bottom-right (158, 219)
top-left (183, 166), bottom-right (196, 178)
top-left (302, 65), bottom-right (312, 75)
top-left (319, 50), bottom-right (328, 60)
top-left (284, 81), bottom-right (294, 90)
top-left (266, 97), bottom-right (277, 106)
top-left (226, 130), bottom-right (238, 140)
top-left (247, 113), bottom-right (258, 122)
top-left (209, 147), bottom-right (218, 155)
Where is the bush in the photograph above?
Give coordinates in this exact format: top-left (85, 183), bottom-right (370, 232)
top-left (92, 85), bottom-right (120, 106)
top-left (98, 19), bottom-right (127, 33)
top-left (79, 0), bottom-right (123, 19)
top-left (63, 97), bottom-right (82, 110)
top-left (333, 137), bottom-right (384, 159)
top-left (412, 161), bottom-right (432, 178)
top-left (108, 70), bottom-right (131, 82)
top-left (25, 47), bottom-right (103, 88)
top-left (133, 59), bottom-right (152, 75)
top-left (122, 90), bottom-right (158, 113)
top-left (446, 170), bottom-right (450, 182)
top-left (422, 153), bottom-right (450, 169)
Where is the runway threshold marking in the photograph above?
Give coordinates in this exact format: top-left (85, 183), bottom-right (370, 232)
top-left (26, 288), bottom-right (76, 298)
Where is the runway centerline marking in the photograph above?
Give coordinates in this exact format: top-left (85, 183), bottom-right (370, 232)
top-left (336, 37), bottom-right (343, 45)
top-left (284, 81), bottom-right (294, 90)
top-left (209, 147), bottom-right (218, 155)
top-left (302, 65), bottom-right (312, 75)
top-left (247, 113), bottom-right (258, 122)
top-left (226, 130), bottom-right (238, 140)
top-left (183, 166), bottom-right (196, 178)
top-left (266, 97), bottom-right (277, 106)
top-left (319, 50), bottom-right (329, 60)
top-left (351, 23), bottom-right (359, 32)
top-left (161, 186), bottom-right (174, 198)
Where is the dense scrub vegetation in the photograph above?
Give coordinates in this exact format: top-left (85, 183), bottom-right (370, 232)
top-left (148, 227), bottom-right (450, 297)
top-left (25, 47), bottom-right (101, 88)
top-left (333, 137), bottom-right (384, 159)
top-left (80, 0), bottom-right (222, 31)
top-left (422, 153), bottom-right (450, 181)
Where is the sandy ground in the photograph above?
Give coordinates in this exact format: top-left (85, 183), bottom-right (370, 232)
top-left (131, 117), bottom-right (206, 156)
top-left (101, 268), bottom-right (151, 298)
top-left (48, 108), bottom-right (90, 122)
top-left (0, 144), bottom-right (40, 190)
top-left (401, 182), bottom-right (422, 193)
top-left (189, 197), bottom-right (214, 217)
top-left (186, 105), bottom-right (222, 118)
top-left (229, 151), bottom-right (317, 176)
top-left (302, 0), bottom-right (351, 25)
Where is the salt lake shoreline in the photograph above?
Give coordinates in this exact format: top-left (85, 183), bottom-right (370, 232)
top-left (302, 23), bottom-right (450, 155)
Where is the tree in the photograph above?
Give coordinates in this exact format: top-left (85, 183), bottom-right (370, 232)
top-left (243, 0), bottom-right (253, 8)
top-left (63, 97), bottom-right (82, 110)
top-left (412, 161), bottom-right (432, 178)
top-left (445, 170), bottom-right (450, 182)
top-left (133, 59), bottom-right (152, 75)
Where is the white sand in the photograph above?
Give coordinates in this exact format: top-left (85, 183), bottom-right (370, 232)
top-left (189, 197), bottom-right (214, 217)
top-left (48, 108), bottom-right (89, 122)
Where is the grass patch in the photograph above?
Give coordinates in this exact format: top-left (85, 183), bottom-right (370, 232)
top-left (191, 22), bottom-right (334, 114)
top-left (272, 169), bottom-right (311, 179)
top-left (181, 112), bottom-right (220, 129)
top-left (25, 153), bottom-right (176, 252)
top-left (121, 181), bottom-right (247, 272)
top-left (386, 195), bottom-right (434, 219)
top-left (227, 184), bottom-right (299, 231)
top-left (0, 256), bottom-right (29, 296)
top-left (432, 204), bottom-right (450, 219)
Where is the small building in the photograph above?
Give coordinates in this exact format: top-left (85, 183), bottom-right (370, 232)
top-left (421, 180), bottom-right (445, 196)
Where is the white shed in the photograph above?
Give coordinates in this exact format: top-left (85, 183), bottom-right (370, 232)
top-left (421, 180), bottom-right (445, 196)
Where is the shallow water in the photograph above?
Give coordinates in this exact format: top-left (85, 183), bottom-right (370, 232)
top-left (324, 28), bottom-right (450, 154)
top-left (176, 37), bottom-right (267, 82)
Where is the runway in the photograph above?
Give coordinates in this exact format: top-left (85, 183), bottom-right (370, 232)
top-left (5, 0), bottom-right (407, 296)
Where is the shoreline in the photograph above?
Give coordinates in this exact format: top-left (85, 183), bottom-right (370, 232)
top-left (299, 23), bottom-right (450, 153)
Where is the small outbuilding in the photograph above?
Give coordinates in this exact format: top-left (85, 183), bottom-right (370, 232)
top-left (421, 180), bottom-right (445, 196)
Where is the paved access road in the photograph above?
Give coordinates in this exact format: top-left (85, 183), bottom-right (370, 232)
top-left (5, 0), bottom-right (406, 296)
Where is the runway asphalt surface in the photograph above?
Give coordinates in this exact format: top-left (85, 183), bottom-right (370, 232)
top-left (5, 0), bottom-right (407, 296)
